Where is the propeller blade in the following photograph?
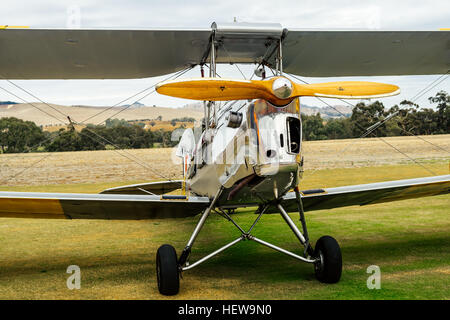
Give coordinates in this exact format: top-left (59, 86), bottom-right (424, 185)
top-left (156, 78), bottom-right (278, 102)
top-left (293, 81), bottom-right (400, 99)
top-left (156, 77), bottom-right (400, 106)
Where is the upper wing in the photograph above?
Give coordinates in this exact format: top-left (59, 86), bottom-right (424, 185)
top-left (279, 175), bottom-right (450, 213)
top-left (283, 30), bottom-right (450, 76)
top-left (100, 180), bottom-right (183, 195)
top-left (0, 192), bottom-right (209, 219)
top-left (0, 28), bottom-right (210, 79)
top-left (1, 26), bottom-right (448, 79)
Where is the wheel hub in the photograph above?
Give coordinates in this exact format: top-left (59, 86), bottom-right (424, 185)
top-left (314, 250), bottom-right (324, 274)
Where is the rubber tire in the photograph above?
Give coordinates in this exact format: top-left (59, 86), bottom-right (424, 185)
top-left (156, 244), bottom-right (179, 295)
top-left (313, 236), bottom-right (342, 283)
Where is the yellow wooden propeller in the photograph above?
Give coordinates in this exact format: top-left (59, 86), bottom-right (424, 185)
top-left (156, 76), bottom-right (400, 106)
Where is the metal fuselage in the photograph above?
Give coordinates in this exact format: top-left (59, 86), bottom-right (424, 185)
top-left (186, 98), bottom-right (303, 208)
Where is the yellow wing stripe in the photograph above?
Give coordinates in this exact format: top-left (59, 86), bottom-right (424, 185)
top-left (0, 198), bottom-right (65, 219)
top-left (0, 26), bottom-right (30, 30)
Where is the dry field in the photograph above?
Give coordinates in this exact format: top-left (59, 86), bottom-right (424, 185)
top-left (0, 134), bottom-right (448, 188)
top-left (0, 103), bottom-right (203, 126)
top-left (145, 121), bottom-right (195, 131)
top-left (43, 120), bottom-right (196, 133)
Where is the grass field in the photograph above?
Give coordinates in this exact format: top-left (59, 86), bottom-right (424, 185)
top-left (0, 136), bottom-right (449, 299)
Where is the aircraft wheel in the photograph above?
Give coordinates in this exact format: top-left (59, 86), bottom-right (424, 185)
top-left (313, 236), bottom-right (342, 283)
top-left (156, 244), bottom-right (179, 295)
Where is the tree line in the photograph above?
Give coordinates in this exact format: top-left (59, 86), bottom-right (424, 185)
top-left (0, 120), bottom-right (178, 153)
top-left (0, 91), bottom-right (448, 153)
top-left (301, 91), bottom-right (449, 141)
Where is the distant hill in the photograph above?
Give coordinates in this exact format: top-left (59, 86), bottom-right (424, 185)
top-left (1, 100), bottom-right (352, 127)
top-left (183, 102), bottom-right (352, 118)
top-left (0, 103), bottom-right (204, 126)
top-left (121, 101), bottom-right (145, 108)
top-left (300, 104), bottom-right (352, 118)
top-left (0, 101), bottom-right (18, 105)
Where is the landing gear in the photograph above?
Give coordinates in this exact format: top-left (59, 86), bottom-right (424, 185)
top-left (313, 236), bottom-right (342, 283)
top-left (156, 244), bottom-right (179, 295)
top-left (293, 187), bottom-right (342, 283)
top-left (155, 186), bottom-right (343, 295)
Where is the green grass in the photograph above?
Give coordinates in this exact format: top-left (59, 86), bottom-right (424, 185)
top-left (0, 162), bottom-right (449, 299)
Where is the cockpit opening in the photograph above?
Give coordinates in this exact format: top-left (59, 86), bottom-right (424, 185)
top-left (287, 117), bottom-right (301, 154)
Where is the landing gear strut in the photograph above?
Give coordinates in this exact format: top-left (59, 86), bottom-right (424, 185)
top-left (155, 187), bottom-right (342, 295)
top-left (292, 186), bottom-right (342, 283)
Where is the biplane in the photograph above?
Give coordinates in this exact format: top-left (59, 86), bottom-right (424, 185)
top-left (0, 22), bottom-right (449, 295)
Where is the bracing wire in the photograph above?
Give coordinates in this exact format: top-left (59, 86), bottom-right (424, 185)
top-left (284, 72), bottom-right (449, 177)
top-left (0, 66), bottom-right (195, 184)
top-left (286, 72), bottom-right (449, 154)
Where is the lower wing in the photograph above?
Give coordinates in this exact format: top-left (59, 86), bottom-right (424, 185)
top-left (0, 192), bottom-right (209, 219)
top-left (279, 175), bottom-right (450, 213)
top-left (0, 175), bottom-right (448, 219)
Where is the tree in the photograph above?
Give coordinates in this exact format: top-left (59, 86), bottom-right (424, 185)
top-left (78, 124), bottom-right (154, 150)
top-left (47, 129), bottom-right (83, 152)
top-left (324, 118), bottom-right (352, 140)
top-left (350, 101), bottom-right (387, 137)
top-left (105, 118), bottom-right (130, 128)
top-left (428, 91), bottom-right (449, 134)
top-left (172, 117), bottom-right (196, 122)
top-left (301, 113), bottom-right (327, 141)
top-left (384, 99), bottom-right (445, 136)
top-left (79, 126), bottom-right (111, 150)
top-left (0, 117), bottom-right (45, 153)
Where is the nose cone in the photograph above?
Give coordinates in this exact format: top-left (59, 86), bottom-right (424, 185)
top-left (272, 77), bottom-right (293, 99)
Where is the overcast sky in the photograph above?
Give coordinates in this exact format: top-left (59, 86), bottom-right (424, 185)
top-left (0, 0), bottom-right (449, 110)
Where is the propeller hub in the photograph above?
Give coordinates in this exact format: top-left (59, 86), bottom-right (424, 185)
top-left (272, 77), bottom-right (293, 99)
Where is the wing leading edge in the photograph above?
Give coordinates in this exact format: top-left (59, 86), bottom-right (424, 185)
top-left (279, 175), bottom-right (450, 213)
top-left (0, 192), bottom-right (209, 220)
